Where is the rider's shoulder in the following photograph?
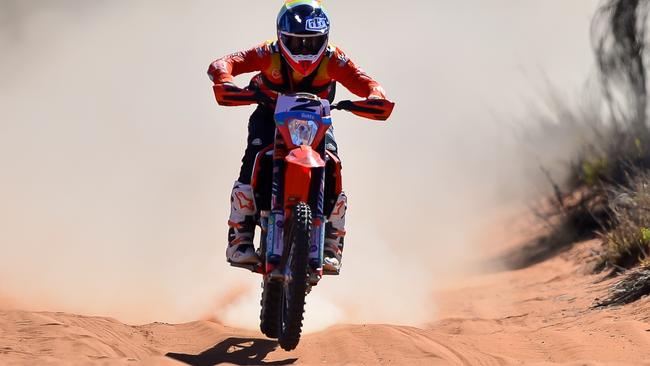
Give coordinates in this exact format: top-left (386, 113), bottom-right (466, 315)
top-left (326, 44), bottom-right (351, 67)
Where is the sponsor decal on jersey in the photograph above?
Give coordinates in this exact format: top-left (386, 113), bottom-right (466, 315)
top-left (336, 52), bottom-right (349, 67)
top-left (215, 61), bottom-right (229, 73)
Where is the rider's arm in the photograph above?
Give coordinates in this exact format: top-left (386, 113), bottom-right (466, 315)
top-left (208, 43), bottom-right (268, 84)
top-left (327, 46), bottom-right (387, 100)
top-left (208, 43), bottom-right (269, 106)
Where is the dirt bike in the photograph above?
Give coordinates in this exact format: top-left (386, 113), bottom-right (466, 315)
top-left (227, 90), bottom-right (394, 351)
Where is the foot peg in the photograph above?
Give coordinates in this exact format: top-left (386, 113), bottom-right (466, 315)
top-left (323, 267), bottom-right (340, 276)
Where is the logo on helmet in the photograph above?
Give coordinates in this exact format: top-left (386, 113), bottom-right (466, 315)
top-left (306, 17), bottom-right (328, 31)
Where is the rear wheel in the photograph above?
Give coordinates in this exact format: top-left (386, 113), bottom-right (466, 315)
top-left (278, 202), bottom-right (311, 351)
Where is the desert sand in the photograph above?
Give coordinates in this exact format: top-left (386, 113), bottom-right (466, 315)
top-left (2, 231), bottom-right (650, 365)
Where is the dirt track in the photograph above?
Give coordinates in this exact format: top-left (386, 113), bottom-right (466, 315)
top-left (2, 237), bottom-right (650, 365)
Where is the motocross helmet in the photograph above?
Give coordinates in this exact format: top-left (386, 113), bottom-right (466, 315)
top-left (277, 0), bottom-right (330, 77)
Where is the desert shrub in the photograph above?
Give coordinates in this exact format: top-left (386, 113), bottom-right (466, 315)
top-left (598, 172), bottom-right (650, 269)
top-left (594, 261), bottom-right (650, 307)
top-left (544, 0), bottom-right (650, 269)
top-left (516, 0), bottom-right (650, 306)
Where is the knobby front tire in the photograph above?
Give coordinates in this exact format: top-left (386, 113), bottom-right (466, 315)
top-left (278, 202), bottom-right (311, 351)
top-left (260, 280), bottom-right (282, 339)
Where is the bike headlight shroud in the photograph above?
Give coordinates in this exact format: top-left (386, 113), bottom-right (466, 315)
top-left (287, 118), bottom-right (319, 146)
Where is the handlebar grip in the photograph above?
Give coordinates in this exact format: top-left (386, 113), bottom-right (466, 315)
top-left (332, 99), bottom-right (395, 121)
top-left (332, 100), bottom-right (353, 111)
top-left (213, 84), bottom-right (257, 106)
top-left (252, 91), bottom-right (275, 106)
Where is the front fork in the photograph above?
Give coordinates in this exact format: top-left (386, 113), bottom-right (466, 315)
top-left (265, 173), bottom-right (326, 282)
top-left (265, 139), bottom-right (327, 285)
top-left (308, 167), bottom-right (326, 280)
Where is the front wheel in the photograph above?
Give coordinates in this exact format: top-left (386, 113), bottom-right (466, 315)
top-left (278, 202), bottom-right (311, 351)
top-left (260, 280), bottom-right (282, 338)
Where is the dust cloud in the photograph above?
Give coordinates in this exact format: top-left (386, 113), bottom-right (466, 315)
top-left (0, 1), bottom-right (598, 330)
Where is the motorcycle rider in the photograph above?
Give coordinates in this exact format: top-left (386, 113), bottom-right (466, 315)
top-left (208, 0), bottom-right (389, 272)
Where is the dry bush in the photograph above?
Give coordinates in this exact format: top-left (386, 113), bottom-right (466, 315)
top-left (594, 262), bottom-right (650, 307)
top-left (524, 0), bottom-right (650, 306)
top-left (542, 0), bottom-right (650, 269)
top-left (598, 172), bottom-right (650, 269)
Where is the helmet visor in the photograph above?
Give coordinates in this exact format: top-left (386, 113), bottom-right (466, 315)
top-left (280, 33), bottom-right (328, 56)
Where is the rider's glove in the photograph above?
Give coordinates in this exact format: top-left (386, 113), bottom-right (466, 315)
top-left (213, 82), bottom-right (257, 106)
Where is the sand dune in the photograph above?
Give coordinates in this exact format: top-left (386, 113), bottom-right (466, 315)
top-left (2, 238), bottom-right (650, 365)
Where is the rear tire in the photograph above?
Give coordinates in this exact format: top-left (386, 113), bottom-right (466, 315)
top-left (278, 202), bottom-right (311, 351)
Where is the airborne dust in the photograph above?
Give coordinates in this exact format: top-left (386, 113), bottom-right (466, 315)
top-left (0, 1), bottom-right (597, 330)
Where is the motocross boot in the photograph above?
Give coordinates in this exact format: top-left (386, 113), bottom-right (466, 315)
top-left (324, 192), bottom-right (347, 273)
top-left (226, 182), bottom-right (259, 264)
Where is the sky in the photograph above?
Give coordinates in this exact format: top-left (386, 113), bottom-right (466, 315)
top-left (0, 0), bottom-right (599, 330)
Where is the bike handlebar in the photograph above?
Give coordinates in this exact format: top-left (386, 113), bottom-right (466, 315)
top-left (331, 99), bottom-right (395, 121)
top-left (244, 88), bottom-right (394, 121)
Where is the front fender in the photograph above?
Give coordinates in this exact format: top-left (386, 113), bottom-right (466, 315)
top-left (285, 145), bottom-right (325, 168)
top-left (284, 146), bottom-right (325, 208)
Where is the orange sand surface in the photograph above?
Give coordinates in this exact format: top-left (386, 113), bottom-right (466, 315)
top-left (2, 237), bottom-right (650, 365)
